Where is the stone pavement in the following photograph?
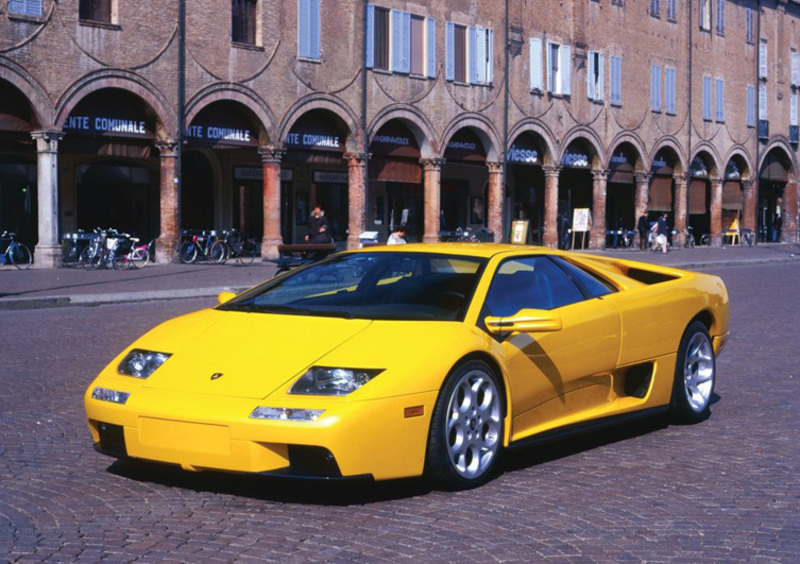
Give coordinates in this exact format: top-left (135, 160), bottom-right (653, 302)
top-left (1, 242), bottom-right (798, 311)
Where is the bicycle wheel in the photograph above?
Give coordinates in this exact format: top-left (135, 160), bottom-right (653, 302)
top-left (129, 247), bottom-right (149, 269)
top-left (179, 241), bottom-right (197, 264)
top-left (685, 234), bottom-right (695, 248)
top-left (235, 239), bottom-right (257, 265)
top-left (80, 246), bottom-right (97, 269)
top-left (210, 240), bottom-right (228, 264)
top-left (700, 234), bottom-right (711, 246)
top-left (10, 242), bottom-right (32, 269)
top-left (111, 251), bottom-right (130, 270)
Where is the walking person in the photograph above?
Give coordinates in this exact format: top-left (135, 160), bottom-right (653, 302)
top-left (637, 213), bottom-right (649, 251)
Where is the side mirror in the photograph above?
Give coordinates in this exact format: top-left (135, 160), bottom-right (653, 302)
top-left (484, 309), bottom-right (563, 335)
top-left (217, 290), bottom-right (237, 305)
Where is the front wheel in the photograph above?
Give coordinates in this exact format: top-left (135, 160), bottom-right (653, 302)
top-left (700, 234), bottom-right (712, 246)
top-left (425, 360), bottom-right (504, 490)
top-left (10, 243), bottom-right (32, 269)
top-left (210, 241), bottom-right (228, 264)
top-left (670, 321), bottom-right (716, 424)
top-left (179, 241), bottom-right (197, 264)
top-left (235, 240), bottom-right (257, 265)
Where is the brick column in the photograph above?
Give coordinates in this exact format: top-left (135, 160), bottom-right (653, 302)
top-left (486, 161), bottom-right (504, 242)
top-left (710, 177), bottom-right (723, 246)
top-left (421, 157), bottom-right (445, 243)
top-left (155, 139), bottom-right (180, 264)
top-left (672, 174), bottom-right (687, 247)
top-left (742, 179), bottom-right (756, 233)
top-left (590, 169), bottom-right (608, 249)
top-left (542, 165), bottom-right (560, 248)
top-left (345, 152), bottom-right (368, 250)
top-left (259, 144), bottom-right (285, 260)
top-left (31, 130), bottom-right (64, 268)
top-left (784, 180), bottom-right (799, 242)
top-left (634, 171), bottom-right (650, 219)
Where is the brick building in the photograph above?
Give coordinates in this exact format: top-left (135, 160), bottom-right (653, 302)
top-left (1, 0), bottom-right (798, 267)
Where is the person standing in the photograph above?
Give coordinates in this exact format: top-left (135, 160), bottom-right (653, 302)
top-left (772, 214), bottom-right (783, 242)
top-left (306, 204), bottom-right (331, 244)
top-left (637, 213), bottom-right (650, 251)
top-left (654, 212), bottom-right (669, 253)
top-left (387, 224), bottom-right (407, 245)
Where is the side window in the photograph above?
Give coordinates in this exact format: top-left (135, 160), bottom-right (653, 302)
top-left (483, 256), bottom-right (584, 317)
top-left (551, 257), bottom-right (615, 298)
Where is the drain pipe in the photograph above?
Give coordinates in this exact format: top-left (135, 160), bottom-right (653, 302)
top-left (755, 0), bottom-right (761, 242)
top-left (176, 0), bottom-right (186, 238)
top-left (502, 0), bottom-right (510, 243)
top-left (361, 0), bottom-right (370, 239)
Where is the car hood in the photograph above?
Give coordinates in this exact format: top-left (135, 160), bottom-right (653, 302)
top-left (136, 309), bottom-right (372, 399)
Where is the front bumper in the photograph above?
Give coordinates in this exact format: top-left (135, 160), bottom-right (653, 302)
top-left (85, 382), bottom-right (438, 481)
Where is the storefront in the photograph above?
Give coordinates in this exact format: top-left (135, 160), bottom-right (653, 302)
top-left (368, 121), bottom-right (423, 241)
top-left (648, 149), bottom-right (676, 225)
top-left (283, 111), bottom-right (349, 245)
top-left (688, 156), bottom-right (712, 240)
top-left (722, 161), bottom-right (744, 232)
top-left (758, 150), bottom-right (789, 242)
top-left (606, 147), bottom-right (636, 234)
top-left (441, 129), bottom-right (487, 233)
top-left (61, 89), bottom-right (160, 242)
top-left (506, 133), bottom-right (544, 244)
top-left (558, 140), bottom-right (593, 249)
top-left (0, 80), bottom-right (38, 249)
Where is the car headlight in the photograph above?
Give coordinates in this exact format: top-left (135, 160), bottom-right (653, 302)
top-left (290, 366), bottom-right (383, 396)
top-left (117, 349), bottom-right (171, 378)
top-left (250, 407), bottom-right (325, 422)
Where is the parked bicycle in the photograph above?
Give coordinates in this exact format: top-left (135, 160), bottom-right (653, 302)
top-left (179, 230), bottom-right (220, 264)
top-left (684, 226), bottom-right (696, 248)
top-left (61, 230), bottom-right (96, 267)
top-left (111, 235), bottom-right (154, 269)
top-left (0, 231), bottom-right (33, 269)
top-left (210, 229), bottom-right (257, 265)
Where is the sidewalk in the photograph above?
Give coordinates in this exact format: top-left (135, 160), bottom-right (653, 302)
top-left (1, 243), bottom-right (798, 311)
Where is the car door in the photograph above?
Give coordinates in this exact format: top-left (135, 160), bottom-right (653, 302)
top-left (481, 255), bottom-right (622, 442)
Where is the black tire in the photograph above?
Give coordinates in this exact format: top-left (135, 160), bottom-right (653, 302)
top-left (670, 321), bottom-right (716, 424)
top-left (179, 241), bottom-right (197, 264)
top-left (10, 242), bottom-right (32, 269)
top-left (235, 240), bottom-right (257, 265)
top-left (425, 359), bottom-right (504, 490)
top-left (210, 241), bottom-right (228, 264)
top-left (80, 245), bottom-right (102, 269)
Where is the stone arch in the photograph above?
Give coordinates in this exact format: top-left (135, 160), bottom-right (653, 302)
top-left (440, 114), bottom-right (502, 162)
top-left (54, 70), bottom-right (176, 138)
top-left (559, 126), bottom-right (604, 169)
top-left (279, 94), bottom-right (362, 152)
top-left (649, 138), bottom-right (687, 175)
top-left (606, 133), bottom-right (647, 171)
top-left (691, 143), bottom-right (722, 178)
top-left (759, 139), bottom-right (797, 182)
top-left (0, 61), bottom-right (53, 127)
top-left (369, 104), bottom-right (437, 158)
top-left (723, 147), bottom-right (753, 180)
top-left (185, 84), bottom-right (278, 145)
top-left (507, 119), bottom-right (557, 166)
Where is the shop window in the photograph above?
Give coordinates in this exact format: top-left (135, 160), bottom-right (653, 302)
top-left (446, 21), bottom-right (493, 85)
top-left (298, 0), bottom-right (320, 59)
top-left (232, 0), bottom-right (257, 45)
top-left (650, 65), bottom-right (661, 112)
top-left (746, 84), bottom-right (755, 127)
top-left (547, 41), bottom-right (571, 96)
top-left (700, 0), bottom-right (711, 31)
top-left (587, 50), bottom-right (603, 101)
top-left (610, 55), bottom-right (622, 105)
top-left (702, 75), bottom-right (712, 120)
top-left (79, 0), bottom-right (113, 24)
top-left (715, 78), bottom-right (725, 122)
top-left (8, 0), bottom-right (43, 18)
top-left (665, 66), bottom-right (676, 114)
top-left (715, 0), bottom-right (725, 35)
top-left (745, 8), bottom-right (754, 44)
top-left (367, 6), bottom-right (435, 78)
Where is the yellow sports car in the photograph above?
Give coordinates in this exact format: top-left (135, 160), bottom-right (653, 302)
top-left (85, 244), bottom-right (729, 489)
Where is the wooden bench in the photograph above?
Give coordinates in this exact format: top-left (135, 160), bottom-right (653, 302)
top-left (274, 243), bottom-right (337, 270)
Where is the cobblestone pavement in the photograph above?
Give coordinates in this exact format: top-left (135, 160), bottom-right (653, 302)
top-left (1, 262), bottom-right (799, 562)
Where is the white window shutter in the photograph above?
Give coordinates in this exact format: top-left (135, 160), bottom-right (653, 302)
top-left (747, 85), bottom-right (755, 126)
top-left (475, 27), bottom-right (487, 84)
top-left (759, 40), bottom-right (768, 79)
top-left (715, 78), bottom-right (725, 121)
top-left (792, 52), bottom-right (800, 86)
top-left (445, 21), bottom-right (455, 81)
top-left (487, 28), bottom-right (494, 84)
top-left (546, 42), bottom-right (555, 93)
top-left (401, 11), bottom-right (411, 73)
top-left (8, 0), bottom-right (25, 15)
top-left (426, 18), bottom-right (436, 78)
top-left (468, 26), bottom-right (478, 84)
top-left (792, 92), bottom-right (798, 126)
top-left (597, 53), bottom-right (604, 101)
top-left (530, 38), bottom-right (543, 91)
top-left (759, 83), bottom-right (767, 119)
top-left (298, 0), bottom-right (310, 57)
top-left (365, 4), bottom-right (375, 68)
top-left (391, 10), bottom-right (402, 72)
top-left (587, 52), bottom-right (596, 100)
top-left (702, 75), bottom-right (711, 120)
top-left (666, 67), bottom-right (675, 114)
top-left (560, 44), bottom-right (571, 96)
top-left (309, 0), bottom-right (320, 58)
top-left (610, 56), bottom-right (621, 104)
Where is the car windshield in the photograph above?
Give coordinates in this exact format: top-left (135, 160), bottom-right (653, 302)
top-left (220, 252), bottom-right (487, 321)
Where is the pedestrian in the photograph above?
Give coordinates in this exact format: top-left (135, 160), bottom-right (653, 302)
top-left (637, 213), bottom-right (649, 250)
top-left (558, 211), bottom-right (571, 250)
top-left (305, 204), bottom-right (331, 244)
top-left (653, 212), bottom-right (669, 253)
top-left (387, 224), bottom-right (407, 245)
top-left (772, 214), bottom-right (782, 242)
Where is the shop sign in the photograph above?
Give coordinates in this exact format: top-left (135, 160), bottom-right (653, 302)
top-left (313, 170), bottom-right (348, 184)
top-left (285, 132), bottom-right (343, 152)
top-left (725, 162), bottom-right (741, 180)
top-left (690, 157), bottom-right (709, 178)
top-left (561, 151), bottom-right (590, 168)
top-left (186, 125), bottom-right (253, 144)
top-left (610, 152), bottom-right (628, 166)
top-left (64, 114), bottom-right (153, 138)
top-left (234, 166), bottom-right (293, 181)
top-left (444, 130), bottom-right (485, 163)
top-left (507, 143), bottom-right (539, 165)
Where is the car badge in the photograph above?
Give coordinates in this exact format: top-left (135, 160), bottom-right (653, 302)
top-left (210, 372), bottom-right (223, 381)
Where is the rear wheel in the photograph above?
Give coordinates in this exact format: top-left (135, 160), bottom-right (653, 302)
top-left (179, 241), bottom-right (197, 264)
top-left (210, 241), bottom-right (228, 264)
top-left (671, 321), bottom-right (716, 423)
top-left (235, 239), bottom-right (257, 265)
top-left (10, 243), bottom-right (32, 269)
top-left (425, 360), bottom-right (503, 490)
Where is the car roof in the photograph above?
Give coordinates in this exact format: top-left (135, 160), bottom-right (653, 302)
top-left (348, 243), bottom-right (555, 259)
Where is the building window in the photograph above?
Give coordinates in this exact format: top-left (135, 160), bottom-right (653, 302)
top-left (747, 84), bottom-right (755, 127)
top-left (702, 75), bottom-right (712, 120)
top-left (446, 21), bottom-right (493, 85)
top-left (410, 15), bottom-right (425, 75)
top-left (715, 78), bottom-right (725, 121)
top-left (700, 0), bottom-right (711, 31)
top-left (759, 39), bottom-right (768, 80)
top-left (80, 0), bottom-right (112, 23)
top-left (530, 37), bottom-right (543, 91)
top-left (650, 0), bottom-right (660, 17)
top-left (9, 0), bottom-right (43, 18)
top-left (792, 92), bottom-right (798, 127)
top-left (611, 0), bottom-right (624, 6)
top-left (651, 65), bottom-right (662, 111)
top-left (715, 0), bottom-right (725, 35)
top-left (547, 41), bottom-right (571, 96)
top-left (610, 55), bottom-right (622, 105)
top-left (232, 0), bottom-right (257, 45)
top-left (667, 0), bottom-right (677, 20)
top-left (792, 50), bottom-right (800, 87)
top-left (587, 51), bottom-right (604, 101)
top-left (758, 83), bottom-right (767, 120)
top-left (368, 6), bottom-right (390, 70)
top-left (665, 66), bottom-right (676, 114)
top-left (298, 0), bottom-right (320, 59)
top-left (745, 8), bottom-right (754, 44)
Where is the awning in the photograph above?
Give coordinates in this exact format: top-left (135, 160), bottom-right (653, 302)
top-left (722, 181), bottom-right (743, 210)
top-left (649, 175), bottom-right (673, 211)
top-left (689, 179), bottom-right (707, 214)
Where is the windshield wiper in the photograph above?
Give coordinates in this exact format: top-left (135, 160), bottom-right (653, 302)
top-left (222, 303), bottom-right (352, 318)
